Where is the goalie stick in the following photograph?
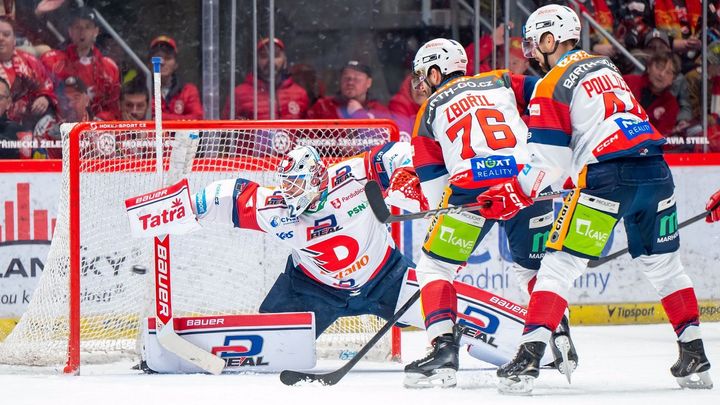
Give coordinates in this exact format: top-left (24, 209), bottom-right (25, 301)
top-left (149, 57), bottom-right (224, 375)
top-left (364, 180), bottom-right (564, 224)
top-left (280, 289), bottom-right (422, 386)
top-left (588, 201), bottom-right (720, 268)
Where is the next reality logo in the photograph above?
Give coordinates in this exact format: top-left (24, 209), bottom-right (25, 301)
top-left (470, 155), bottom-right (518, 181)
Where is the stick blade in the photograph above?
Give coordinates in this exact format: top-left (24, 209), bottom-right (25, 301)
top-left (280, 370), bottom-right (340, 386)
top-left (157, 324), bottom-right (226, 375)
top-left (364, 181), bottom-right (391, 223)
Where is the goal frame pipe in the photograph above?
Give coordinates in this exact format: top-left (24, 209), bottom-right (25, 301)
top-left (64, 118), bottom-right (402, 373)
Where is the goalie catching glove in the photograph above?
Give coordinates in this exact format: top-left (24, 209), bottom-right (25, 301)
top-left (384, 167), bottom-right (429, 213)
top-left (125, 178), bottom-right (201, 238)
top-left (707, 190), bottom-right (720, 223)
top-left (476, 176), bottom-right (533, 221)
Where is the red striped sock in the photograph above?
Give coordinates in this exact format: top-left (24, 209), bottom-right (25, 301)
top-left (523, 290), bottom-right (567, 335)
top-left (661, 287), bottom-right (700, 337)
top-left (421, 280), bottom-right (457, 329)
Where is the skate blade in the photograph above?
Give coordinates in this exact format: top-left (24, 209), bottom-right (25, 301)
top-left (404, 369), bottom-right (457, 388)
top-left (497, 375), bottom-right (535, 395)
top-left (676, 371), bottom-right (713, 389)
top-left (553, 335), bottom-right (574, 384)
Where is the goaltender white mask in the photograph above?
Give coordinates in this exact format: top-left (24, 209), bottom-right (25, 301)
top-left (276, 145), bottom-right (329, 217)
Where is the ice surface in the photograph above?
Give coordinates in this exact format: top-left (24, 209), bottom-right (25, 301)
top-left (2, 323), bottom-right (718, 405)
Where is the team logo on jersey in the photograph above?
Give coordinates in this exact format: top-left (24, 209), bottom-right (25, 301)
top-left (301, 234), bottom-right (360, 273)
top-left (331, 198), bottom-right (342, 209)
top-left (265, 190), bottom-right (287, 206)
top-left (306, 215), bottom-right (343, 240)
top-left (470, 155), bottom-right (518, 181)
top-left (331, 165), bottom-right (353, 187)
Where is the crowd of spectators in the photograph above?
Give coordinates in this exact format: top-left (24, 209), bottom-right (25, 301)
top-left (1, 1), bottom-right (719, 160)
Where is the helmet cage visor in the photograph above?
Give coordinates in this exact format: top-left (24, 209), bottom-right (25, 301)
top-left (411, 69), bottom-right (428, 90)
top-left (522, 37), bottom-right (539, 58)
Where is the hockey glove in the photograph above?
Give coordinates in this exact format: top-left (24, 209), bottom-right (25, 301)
top-left (384, 167), bottom-right (429, 213)
top-left (476, 176), bottom-right (533, 221)
top-left (706, 190), bottom-right (720, 223)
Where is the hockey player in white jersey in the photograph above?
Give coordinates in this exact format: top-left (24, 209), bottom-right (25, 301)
top-left (186, 143), bottom-right (557, 379)
top-left (404, 38), bottom-right (576, 389)
top-left (476, 4), bottom-right (712, 394)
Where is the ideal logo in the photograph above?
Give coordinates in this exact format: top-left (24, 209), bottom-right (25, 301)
top-left (574, 218), bottom-right (609, 243)
top-left (458, 305), bottom-right (499, 347)
top-left (439, 226), bottom-right (474, 250)
top-left (531, 231), bottom-right (549, 253)
top-left (139, 198), bottom-right (186, 230)
top-left (264, 190), bottom-right (286, 206)
top-left (347, 201), bottom-right (368, 217)
top-left (657, 212), bottom-right (678, 243)
top-left (307, 215), bottom-right (343, 240)
top-left (275, 231), bottom-right (294, 240)
top-left (331, 165), bottom-right (353, 187)
top-left (211, 335), bottom-right (269, 367)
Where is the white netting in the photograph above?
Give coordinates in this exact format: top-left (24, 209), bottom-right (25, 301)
top-left (0, 120), bottom-right (399, 370)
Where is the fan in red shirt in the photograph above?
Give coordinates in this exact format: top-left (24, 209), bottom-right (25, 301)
top-left (222, 37), bottom-right (309, 120)
top-left (40, 7), bottom-right (120, 120)
top-left (0, 16), bottom-right (56, 129)
top-left (148, 35), bottom-right (203, 120)
top-left (307, 60), bottom-right (390, 120)
top-left (387, 74), bottom-right (429, 140)
top-left (624, 52), bottom-right (680, 144)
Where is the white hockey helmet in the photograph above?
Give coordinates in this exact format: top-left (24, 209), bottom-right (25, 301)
top-left (276, 145), bottom-right (328, 217)
top-left (522, 4), bottom-right (581, 58)
top-left (411, 38), bottom-right (467, 89)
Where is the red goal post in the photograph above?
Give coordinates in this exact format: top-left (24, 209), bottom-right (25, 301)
top-left (0, 119), bottom-right (403, 374)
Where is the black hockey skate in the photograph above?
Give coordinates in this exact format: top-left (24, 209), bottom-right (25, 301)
top-left (403, 324), bottom-right (463, 388)
top-left (670, 339), bottom-right (713, 389)
top-left (497, 341), bottom-right (546, 395)
top-left (549, 315), bottom-right (578, 383)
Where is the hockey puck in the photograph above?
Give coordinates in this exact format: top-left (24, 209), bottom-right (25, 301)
top-left (131, 265), bottom-right (147, 275)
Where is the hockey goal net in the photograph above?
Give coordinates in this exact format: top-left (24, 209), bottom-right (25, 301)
top-left (0, 119), bottom-right (402, 373)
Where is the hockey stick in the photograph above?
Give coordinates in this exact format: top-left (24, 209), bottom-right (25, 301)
top-left (280, 289), bottom-right (422, 386)
top-left (588, 208), bottom-right (715, 268)
top-left (364, 180), bottom-right (564, 224)
top-left (150, 57), bottom-right (224, 375)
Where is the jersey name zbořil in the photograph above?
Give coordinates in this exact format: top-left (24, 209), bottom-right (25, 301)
top-left (520, 50), bottom-right (666, 194)
top-left (193, 143), bottom-right (411, 290)
top-left (412, 70), bottom-right (536, 201)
